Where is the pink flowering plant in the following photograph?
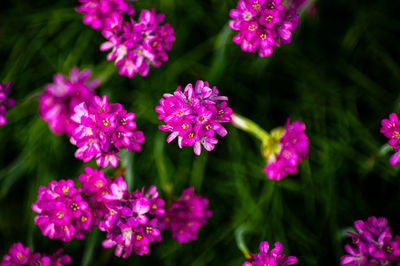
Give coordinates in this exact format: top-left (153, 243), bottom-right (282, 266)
top-left (155, 80), bottom-right (232, 155)
top-left (39, 67), bottom-right (99, 135)
top-left (380, 113), bottom-right (400, 166)
top-left (0, 242), bottom-right (70, 266)
top-left (229, 0), bottom-right (299, 57)
top-left (70, 95), bottom-right (145, 168)
top-left (243, 241), bottom-right (297, 266)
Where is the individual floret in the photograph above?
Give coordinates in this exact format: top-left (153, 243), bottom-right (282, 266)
top-left (380, 113), bottom-right (400, 165)
top-left (70, 95), bottom-right (145, 168)
top-left (155, 80), bottom-right (232, 155)
top-left (159, 187), bottom-right (212, 243)
top-left (39, 67), bottom-right (99, 135)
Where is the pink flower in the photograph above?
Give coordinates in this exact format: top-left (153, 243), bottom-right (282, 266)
top-left (243, 241), bottom-right (297, 266)
top-left (70, 95), bottom-right (145, 168)
top-left (155, 81), bottom-right (232, 155)
top-left (0, 82), bottom-right (16, 126)
top-left (159, 187), bottom-right (212, 243)
top-left (39, 67), bottom-right (98, 135)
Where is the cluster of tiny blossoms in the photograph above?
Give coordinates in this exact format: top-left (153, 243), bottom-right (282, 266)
top-left (0, 242), bottom-right (70, 266)
top-left (243, 241), bottom-right (297, 266)
top-left (0, 82), bottom-right (16, 126)
top-left (380, 113), bottom-right (400, 166)
top-left (39, 67), bottom-right (99, 135)
top-left (159, 187), bottom-right (212, 243)
top-left (155, 80), bottom-right (232, 155)
top-left (263, 119), bottom-right (308, 180)
top-left (76, 0), bottom-right (135, 31)
top-left (32, 179), bottom-right (91, 242)
top-left (100, 8), bottom-right (175, 77)
top-left (341, 216), bottom-right (400, 266)
top-left (70, 95), bottom-right (145, 168)
top-left (229, 0), bottom-right (299, 57)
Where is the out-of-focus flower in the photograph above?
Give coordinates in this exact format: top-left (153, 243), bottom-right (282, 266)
top-left (341, 216), bottom-right (400, 265)
top-left (32, 180), bottom-right (91, 242)
top-left (76, 0), bottom-right (134, 31)
top-left (243, 241), bottom-right (297, 266)
top-left (159, 187), bottom-right (212, 243)
top-left (39, 67), bottom-right (99, 135)
top-left (70, 95), bottom-right (145, 168)
top-left (100, 8), bottom-right (175, 77)
top-left (0, 82), bottom-right (16, 126)
top-left (155, 80), bottom-right (232, 155)
top-left (263, 119), bottom-right (309, 180)
top-left (229, 0), bottom-right (299, 57)
top-left (0, 242), bottom-right (71, 266)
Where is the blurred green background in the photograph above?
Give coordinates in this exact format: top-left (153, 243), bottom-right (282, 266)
top-left (1, 0), bottom-right (400, 265)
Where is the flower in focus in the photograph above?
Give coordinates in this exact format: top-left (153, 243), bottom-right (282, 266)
top-left (76, 0), bottom-right (134, 31)
top-left (263, 119), bottom-right (309, 180)
top-left (243, 241), bottom-right (297, 266)
top-left (0, 82), bottom-right (16, 126)
top-left (39, 67), bottom-right (99, 135)
top-left (32, 179), bottom-right (91, 242)
top-left (96, 177), bottom-right (165, 258)
top-left (159, 187), bottom-right (212, 243)
top-left (100, 8), bottom-right (175, 77)
top-left (70, 95), bottom-right (145, 168)
top-left (0, 242), bottom-right (71, 266)
top-left (155, 80), bottom-right (232, 155)
top-left (380, 113), bottom-right (400, 166)
top-left (229, 0), bottom-right (300, 57)
top-left (340, 216), bottom-right (400, 265)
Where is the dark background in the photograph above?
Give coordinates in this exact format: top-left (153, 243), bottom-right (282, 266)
top-left (0, 0), bottom-right (400, 265)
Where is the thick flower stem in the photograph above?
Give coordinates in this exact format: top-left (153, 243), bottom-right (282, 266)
top-left (231, 112), bottom-right (270, 143)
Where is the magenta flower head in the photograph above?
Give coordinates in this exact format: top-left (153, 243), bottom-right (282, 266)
top-left (229, 0), bottom-right (299, 57)
top-left (39, 67), bottom-right (99, 136)
top-left (341, 216), bottom-right (400, 265)
top-left (243, 241), bottom-right (297, 266)
top-left (97, 177), bottom-right (165, 258)
top-left (0, 82), bottom-right (16, 126)
top-left (380, 113), bottom-right (400, 166)
top-left (159, 187), bottom-right (212, 243)
top-left (0, 243), bottom-right (71, 266)
top-left (70, 95), bottom-right (145, 168)
top-left (76, 0), bottom-right (134, 31)
top-left (32, 179), bottom-right (92, 242)
top-left (100, 8), bottom-right (175, 77)
top-left (155, 80), bottom-right (232, 155)
top-left (262, 119), bottom-right (308, 180)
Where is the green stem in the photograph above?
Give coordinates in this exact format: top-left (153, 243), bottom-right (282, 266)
top-left (235, 225), bottom-right (251, 260)
top-left (154, 132), bottom-right (173, 198)
top-left (231, 113), bottom-right (270, 142)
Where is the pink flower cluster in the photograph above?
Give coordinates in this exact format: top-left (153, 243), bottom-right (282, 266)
top-left (243, 241), bottom-right (297, 266)
top-left (39, 67), bottom-right (99, 135)
top-left (159, 187), bottom-right (212, 243)
top-left (264, 119), bottom-right (309, 180)
top-left (32, 167), bottom-right (167, 258)
top-left (155, 80), bottom-right (232, 155)
top-left (229, 0), bottom-right (299, 57)
top-left (341, 216), bottom-right (400, 266)
top-left (380, 113), bottom-right (400, 166)
top-left (0, 242), bottom-right (70, 266)
top-left (0, 82), bottom-right (16, 126)
top-left (76, 0), bottom-right (135, 31)
top-left (70, 95), bottom-right (145, 168)
top-left (32, 179), bottom-right (91, 242)
top-left (100, 9), bottom-right (175, 77)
